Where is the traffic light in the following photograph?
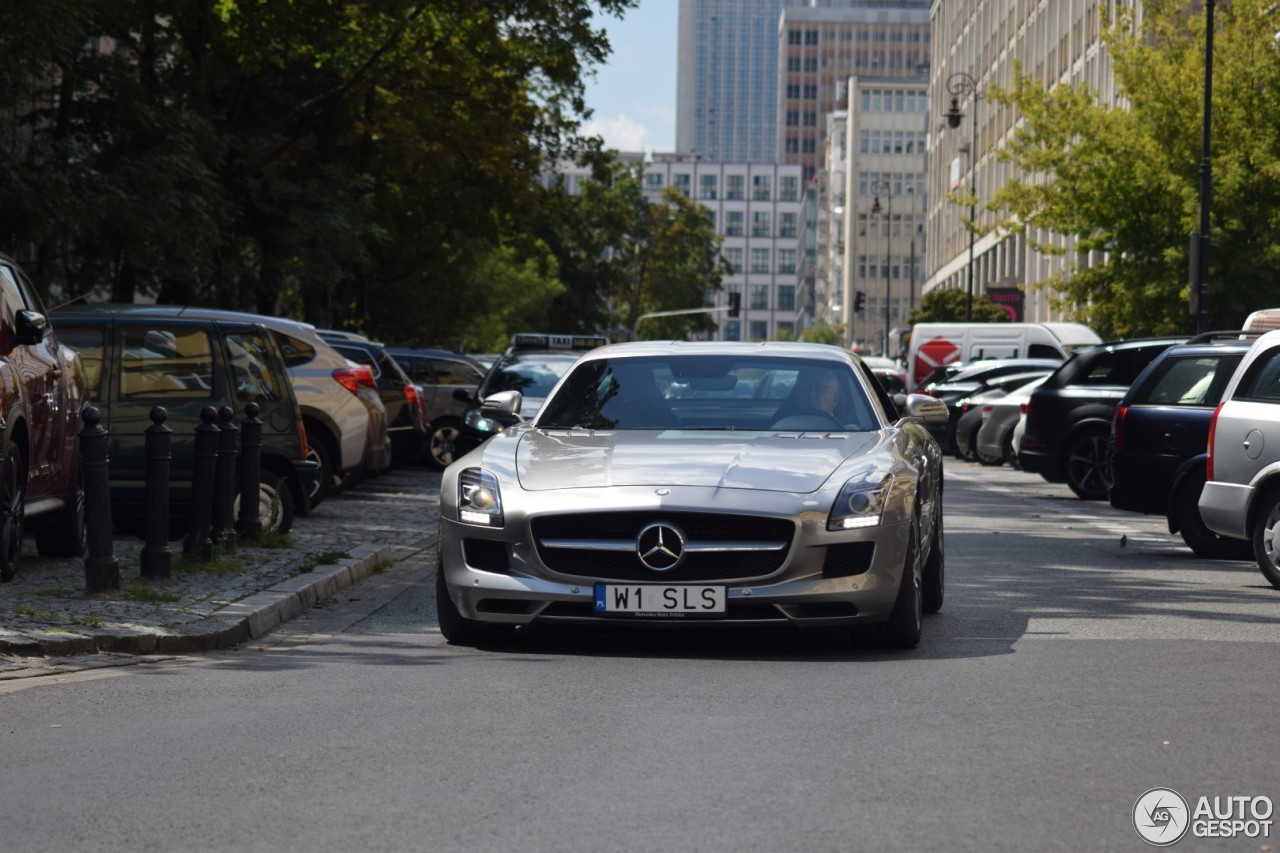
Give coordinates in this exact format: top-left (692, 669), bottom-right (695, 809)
top-left (854, 291), bottom-right (866, 313)
top-left (727, 291), bottom-right (741, 318)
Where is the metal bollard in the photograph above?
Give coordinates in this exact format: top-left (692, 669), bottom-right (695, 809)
top-left (140, 406), bottom-right (172, 580)
top-left (183, 406), bottom-right (219, 562)
top-left (211, 405), bottom-right (239, 555)
top-left (80, 406), bottom-right (119, 593)
top-left (236, 402), bottom-right (263, 541)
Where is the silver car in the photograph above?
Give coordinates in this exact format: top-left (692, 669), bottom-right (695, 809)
top-left (436, 341), bottom-right (949, 649)
top-left (1199, 328), bottom-right (1280, 587)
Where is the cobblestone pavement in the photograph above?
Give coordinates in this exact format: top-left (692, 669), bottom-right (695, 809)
top-left (0, 465), bottom-right (442, 669)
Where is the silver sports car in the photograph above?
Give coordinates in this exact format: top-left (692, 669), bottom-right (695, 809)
top-left (436, 341), bottom-right (949, 649)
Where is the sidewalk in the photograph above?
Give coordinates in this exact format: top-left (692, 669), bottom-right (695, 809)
top-left (0, 466), bottom-right (441, 671)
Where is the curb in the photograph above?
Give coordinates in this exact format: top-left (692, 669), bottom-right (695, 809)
top-left (0, 544), bottom-right (402, 657)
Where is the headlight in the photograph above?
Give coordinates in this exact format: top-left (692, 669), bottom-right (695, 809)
top-left (827, 469), bottom-right (894, 531)
top-left (464, 407), bottom-right (502, 434)
top-left (458, 468), bottom-right (504, 527)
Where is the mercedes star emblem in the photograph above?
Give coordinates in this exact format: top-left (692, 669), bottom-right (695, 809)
top-left (635, 522), bottom-right (686, 571)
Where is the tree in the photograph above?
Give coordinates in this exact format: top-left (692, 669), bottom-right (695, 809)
top-left (987, 0), bottom-right (1280, 337)
top-left (800, 322), bottom-right (845, 345)
top-left (907, 289), bottom-right (1010, 325)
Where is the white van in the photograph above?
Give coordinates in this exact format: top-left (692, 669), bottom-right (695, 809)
top-left (905, 321), bottom-right (1102, 391)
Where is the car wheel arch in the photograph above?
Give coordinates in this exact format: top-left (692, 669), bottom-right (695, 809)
top-left (1166, 455), bottom-right (1209, 534)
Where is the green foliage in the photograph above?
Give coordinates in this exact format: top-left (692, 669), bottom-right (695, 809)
top-left (800, 322), bottom-right (846, 345)
top-left (987, 0), bottom-right (1280, 337)
top-left (908, 289), bottom-right (1010, 324)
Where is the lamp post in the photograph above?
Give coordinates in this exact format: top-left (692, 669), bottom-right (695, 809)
top-left (1194, 0), bottom-right (1216, 334)
top-left (945, 72), bottom-right (981, 321)
top-left (870, 179), bottom-right (893, 356)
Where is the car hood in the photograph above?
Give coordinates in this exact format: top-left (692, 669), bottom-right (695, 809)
top-left (513, 429), bottom-right (880, 493)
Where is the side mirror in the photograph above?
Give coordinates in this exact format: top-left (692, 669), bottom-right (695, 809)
top-left (480, 390), bottom-right (523, 419)
top-left (14, 310), bottom-right (47, 346)
top-left (901, 393), bottom-right (949, 425)
top-left (453, 387), bottom-right (474, 404)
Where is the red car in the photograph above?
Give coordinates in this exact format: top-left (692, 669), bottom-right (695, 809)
top-left (0, 253), bottom-right (90, 580)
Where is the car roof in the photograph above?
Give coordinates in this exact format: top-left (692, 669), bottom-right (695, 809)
top-left (581, 340), bottom-right (859, 366)
top-left (54, 303), bottom-right (322, 337)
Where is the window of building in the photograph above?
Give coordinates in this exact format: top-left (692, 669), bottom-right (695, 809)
top-left (779, 212), bottom-right (798, 238)
top-left (700, 174), bottom-right (717, 200)
top-left (787, 57), bottom-right (801, 71)
top-left (723, 247), bottom-right (742, 273)
top-left (749, 320), bottom-right (769, 341)
top-left (787, 30), bottom-right (802, 46)
top-left (777, 285), bottom-right (796, 311)
top-left (723, 320), bottom-right (741, 341)
top-left (803, 84), bottom-right (817, 99)
top-left (777, 249), bottom-right (797, 275)
top-left (780, 176), bottom-right (799, 201)
top-left (750, 249), bottom-right (770, 275)
top-left (725, 211), bottom-right (744, 237)
top-left (784, 138), bottom-right (799, 154)
top-left (751, 211), bottom-right (771, 237)
top-left (803, 112), bottom-right (817, 127)
top-left (750, 284), bottom-right (770, 309)
top-left (802, 139), bottom-right (816, 154)
top-left (672, 173), bottom-right (691, 196)
top-left (726, 174), bottom-right (745, 200)
top-left (803, 57), bottom-right (818, 72)
top-left (752, 175), bottom-right (771, 201)
top-left (786, 111), bottom-right (799, 127)
top-left (644, 172), bottom-right (664, 189)
top-left (804, 30), bottom-right (818, 45)
top-left (786, 84), bottom-right (801, 99)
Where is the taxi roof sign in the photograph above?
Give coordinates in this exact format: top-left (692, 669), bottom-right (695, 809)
top-left (507, 333), bottom-right (609, 352)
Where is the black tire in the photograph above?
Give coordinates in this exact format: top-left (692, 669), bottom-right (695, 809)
top-left (34, 461), bottom-right (86, 558)
top-left (233, 468), bottom-right (296, 534)
top-left (304, 429), bottom-right (336, 502)
top-left (976, 431), bottom-right (1003, 466)
top-left (1250, 485), bottom-right (1280, 589)
top-left (0, 443), bottom-right (26, 582)
top-left (434, 550), bottom-right (515, 645)
top-left (1063, 427), bottom-right (1110, 500)
top-left (874, 523), bottom-right (923, 649)
top-left (923, 497), bottom-right (944, 615)
top-left (426, 418), bottom-right (463, 471)
top-left (1174, 474), bottom-right (1252, 560)
top-left (957, 429), bottom-right (978, 462)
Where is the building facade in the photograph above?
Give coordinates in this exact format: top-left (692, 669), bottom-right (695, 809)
top-left (925, 0), bottom-right (1139, 322)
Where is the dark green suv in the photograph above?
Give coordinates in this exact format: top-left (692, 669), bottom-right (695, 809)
top-left (53, 305), bottom-right (318, 534)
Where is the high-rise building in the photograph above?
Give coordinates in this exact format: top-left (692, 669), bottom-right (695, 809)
top-left (925, 0), bottom-right (1138, 322)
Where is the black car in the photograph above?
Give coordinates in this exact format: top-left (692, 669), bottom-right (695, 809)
top-left (1107, 332), bottom-right (1254, 558)
top-left (920, 359), bottom-right (1062, 453)
top-left (1018, 336), bottom-right (1187, 499)
top-left (54, 306), bottom-right (318, 534)
top-left (383, 347), bottom-right (488, 470)
top-left (453, 333), bottom-right (607, 458)
top-left (321, 334), bottom-right (428, 466)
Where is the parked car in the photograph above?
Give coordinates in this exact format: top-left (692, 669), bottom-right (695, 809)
top-left (52, 305), bottom-right (318, 537)
top-left (951, 371), bottom-right (1052, 462)
top-left (974, 375), bottom-right (1050, 468)
top-left (1017, 337), bottom-right (1187, 499)
top-left (0, 254), bottom-right (90, 580)
top-left (1199, 328), bottom-right (1280, 586)
top-left (321, 334), bottom-right (428, 466)
top-left (1106, 332), bottom-right (1253, 559)
top-left (918, 359), bottom-right (1062, 453)
top-left (452, 333), bottom-right (608, 458)
top-left (436, 341), bottom-right (949, 649)
top-left (384, 346), bottom-right (488, 470)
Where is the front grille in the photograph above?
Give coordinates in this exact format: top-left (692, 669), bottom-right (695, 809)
top-left (531, 512), bottom-right (795, 582)
top-left (822, 542), bottom-right (875, 578)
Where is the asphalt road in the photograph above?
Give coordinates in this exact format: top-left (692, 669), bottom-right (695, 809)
top-left (3, 461), bottom-right (1278, 853)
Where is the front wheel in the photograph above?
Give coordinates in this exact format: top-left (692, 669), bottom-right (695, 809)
top-left (426, 419), bottom-right (463, 471)
top-left (1063, 428), bottom-right (1110, 500)
top-left (233, 469), bottom-right (296, 535)
top-left (0, 444), bottom-right (26, 582)
top-left (1250, 486), bottom-right (1280, 589)
top-left (874, 524), bottom-right (923, 649)
top-left (922, 499), bottom-right (944, 615)
top-left (1174, 475), bottom-right (1252, 560)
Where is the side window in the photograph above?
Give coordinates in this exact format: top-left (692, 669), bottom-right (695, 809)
top-left (120, 325), bottom-right (215, 399)
top-left (432, 358), bottom-right (484, 386)
top-left (58, 325), bottom-right (106, 400)
top-left (1239, 348), bottom-right (1280, 401)
top-left (396, 355), bottom-right (434, 384)
top-left (1075, 352), bottom-right (1123, 386)
top-left (0, 263), bottom-right (27, 346)
top-left (224, 330), bottom-right (283, 402)
top-left (335, 345), bottom-right (377, 373)
top-left (1028, 344), bottom-right (1061, 360)
top-left (274, 332), bottom-right (316, 368)
top-left (1140, 357), bottom-right (1220, 406)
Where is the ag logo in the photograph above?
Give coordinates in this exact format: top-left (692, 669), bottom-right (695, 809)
top-left (1134, 788), bottom-right (1190, 846)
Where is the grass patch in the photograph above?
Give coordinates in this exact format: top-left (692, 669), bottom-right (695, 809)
top-left (173, 553), bottom-right (244, 576)
top-left (313, 550), bottom-right (349, 566)
top-left (122, 584), bottom-right (181, 603)
top-left (371, 557), bottom-right (394, 575)
top-left (32, 588), bottom-right (75, 598)
top-left (69, 613), bottom-right (104, 629)
top-left (16, 604), bottom-right (59, 623)
top-left (252, 530), bottom-right (295, 550)
top-left (43, 627), bottom-right (72, 634)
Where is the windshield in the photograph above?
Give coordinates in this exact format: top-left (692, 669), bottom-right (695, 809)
top-left (536, 355), bottom-right (879, 432)
top-left (481, 353), bottom-right (577, 399)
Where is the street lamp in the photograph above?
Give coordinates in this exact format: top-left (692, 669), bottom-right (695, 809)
top-left (945, 71), bottom-right (981, 321)
top-left (1194, 0), bottom-right (1216, 334)
top-left (870, 179), bottom-right (893, 357)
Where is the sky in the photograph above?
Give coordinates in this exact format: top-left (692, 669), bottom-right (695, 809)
top-left (581, 1), bottom-right (679, 153)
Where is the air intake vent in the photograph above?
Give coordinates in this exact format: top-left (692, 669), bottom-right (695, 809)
top-left (822, 542), bottom-right (874, 578)
top-left (463, 538), bottom-right (510, 573)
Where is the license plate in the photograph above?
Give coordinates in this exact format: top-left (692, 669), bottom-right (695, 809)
top-left (594, 584), bottom-right (726, 615)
